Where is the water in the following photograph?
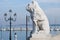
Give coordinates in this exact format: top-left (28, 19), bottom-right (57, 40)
top-left (0, 30), bottom-right (31, 40)
top-left (0, 25), bottom-right (60, 40)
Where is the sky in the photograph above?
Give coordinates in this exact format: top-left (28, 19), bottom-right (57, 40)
top-left (0, 0), bottom-right (60, 25)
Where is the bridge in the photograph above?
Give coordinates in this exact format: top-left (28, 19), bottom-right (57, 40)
top-left (0, 27), bottom-right (60, 31)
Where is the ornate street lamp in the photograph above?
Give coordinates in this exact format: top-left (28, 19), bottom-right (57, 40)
top-left (4, 9), bottom-right (17, 40)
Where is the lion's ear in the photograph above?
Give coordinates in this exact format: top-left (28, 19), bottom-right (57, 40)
top-left (32, 1), bottom-right (36, 8)
top-left (32, 1), bottom-right (34, 4)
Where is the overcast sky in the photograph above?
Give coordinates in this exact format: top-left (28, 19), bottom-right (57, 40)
top-left (0, 0), bottom-right (60, 25)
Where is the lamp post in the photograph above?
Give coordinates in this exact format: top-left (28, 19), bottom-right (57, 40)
top-left (4, 9), bottom-right (17, 40)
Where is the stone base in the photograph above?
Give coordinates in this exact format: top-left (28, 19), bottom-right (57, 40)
top-left (32, 31), bottom-right (51, 38)
top-left (30, 38), bottom-right (51, 40)
top-left (30, 34), bottom-right (60, 40)
top-left (30, 31), bottom-right (51, 40)
top-left (30, 35), bottom-right (51, 40)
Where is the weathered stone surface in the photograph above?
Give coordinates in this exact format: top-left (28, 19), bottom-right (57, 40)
top-left (26, 0), bottom-right (50, 34)
top-left (30, 34), bottom-right (60, 40)
top-left (51, 34), bottom-right (60, 40)
top-left (31, 31), bottom-right (51, 38)
top-left (30, 38), bottom-right (50, 40)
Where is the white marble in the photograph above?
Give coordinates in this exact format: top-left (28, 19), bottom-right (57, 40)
top-left (26, 0), bottom-right (51, 40)
top-left (31, 31), bottom-right (51, 38)
top-left (30, 34), bottom-right (60, 40)
top-left (26, 0), bottom-right (50, 34)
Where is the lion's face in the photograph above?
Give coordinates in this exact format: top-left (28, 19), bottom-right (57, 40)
top-left (26, 1), bottom-right (36, 13)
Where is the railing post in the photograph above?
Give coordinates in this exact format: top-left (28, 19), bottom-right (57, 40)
top-left (26, 15), bottom-right (28, 40)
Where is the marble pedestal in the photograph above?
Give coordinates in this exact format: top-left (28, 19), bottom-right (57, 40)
top-left (30, 31), bottom-right (51, 40)
top-left (30, 38), bottom-right (51, 40)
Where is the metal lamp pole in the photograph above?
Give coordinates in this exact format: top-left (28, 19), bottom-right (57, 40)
top-left (4, 9), bottom-right (17, 40)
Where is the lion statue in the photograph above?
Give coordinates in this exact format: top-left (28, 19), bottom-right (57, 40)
top-left (26, 0), bottom-right (50, 34)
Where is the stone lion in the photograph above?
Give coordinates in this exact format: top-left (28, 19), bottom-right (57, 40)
top-left (26, 0), bottom-right (50, 34)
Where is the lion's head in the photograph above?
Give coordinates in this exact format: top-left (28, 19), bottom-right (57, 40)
top-left (26, 1), bottom-right (39, 13)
